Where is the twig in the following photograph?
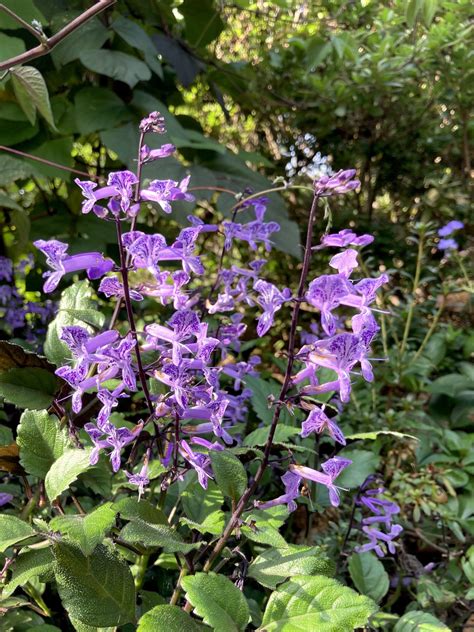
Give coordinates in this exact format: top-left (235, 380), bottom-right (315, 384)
top-left (0, 4), bottom-right (44, 41)
top-left (0, 145), bottom-right (100, 179)
top-left (0, 0), bottom-right (116, 71)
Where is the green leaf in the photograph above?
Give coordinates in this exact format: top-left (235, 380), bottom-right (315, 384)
top-left (180, 477), bottom-right (224, 523)
top-left (0, 368), bottom-right (59, 410)
top-left (346, 430), bottom-right (418, 441)
top-left (114, 497), bottom-right (167, 525)
top-left (259, 575), bottom-right (378, 631)
top-left (137, 604), bottom-right (206, 632)
top-left (0, 154), bottom-right (34, 185)
top-left (210, 450), bottom-right (247, 502)
top-left (11, 74), bottom-right (36, 125)
top-left (74, 87), bottom-right (130, 135)
top-left (241, 506), bottom-right (289, 548)
top-left (335, 449), bottom-right (380, 489)
top-left (428, 374), bottom-right (473, 396)
top-left (53, 542), bottom-right (136, 627)
top-left (24, 137), bottom-right (74, 181)
top-left (243, 425), bottom-right (300, 447)
top-left (393, 610), bottom-right (450, 631)
top-left (0, 33), bottom-right (26, 61)
top-left (0, 1), bottom-right (46, 30)
top-left (45, 449), bottom-right (93, 501)
top-left (52, 16), bottom-right (109, 66)
top-left (17, 410), bottom-right (69, 478)
top-left (305, 36), bottom-right (332, 70)
top-left (3, 547), bottom-right (54, 596)
top-left (111, 17), bottom-right (163, 78)
top-left (182, 572), bottom-right (249, 632)
top-left (245, 376), bottom-right (293, 425)
top-left (50, 504), bottom-right (117, 556)
top-left (248, 545), bottom-right (335, 589)
top-left (79, 50), bottom-right (151, 88)
top-left (10, 66), bottom-right (55, 128)
top-left (405, 0), bottom-right (424, 28)
top-left (0, 515), bottom-right (37, 553)
top-left (120, 520), bottom-right (198, 553)
top-left (181, 510), bottom-right (225, 535)
top-left (0, 191), bottom-right (21, 210)
top-left (348, 552), bottom-right (389, 603)
top-left (44, 281), bottom-right (105, 366)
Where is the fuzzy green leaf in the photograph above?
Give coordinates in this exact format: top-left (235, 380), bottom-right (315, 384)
top-left (0, 515), bottom-right (37, 553)
top-left (248, 545), bottom-right (335, 589)
top-left (53, 542), bottom-right (136, 627)
top-left (120, 520), bottom-right (199, 553)
top-left (393, 610), bottom-right (450, 631)
top-left (50, 504), bottom-right (117, 556)
top-left (17, 409), bottom-right (69, 478)
top-left (45, 449), bottom-right (92, 501)
top-left (348, 552), bottom-right (389, 603)
top-left (259, 575), bottom-right (378, 631)
top-left (3, 547), bottom-right (54, 596)
top-left (0, 368), bottom-right (59, 410)
top-left (210, 450), bottom-right (247, 502)
top-left (137, 604), bottom-right (207, 631)
top-left (10, 66), bottom-right (55, 128)
top-left (182, 572), bottom-right (250, 632)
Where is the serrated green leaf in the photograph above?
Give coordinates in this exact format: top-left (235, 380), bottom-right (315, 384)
top-left (50, 504), bottom-right (116, 556)
top-left (393, 610), bottom-right (450, 631)
top-left (137, 604), bottom-right (207, 631)
top-left (114, 497), bottom-right (167, 524)
top-left (0, 515), bottom-right (37, 553)
top-left (10, 66), bottom-right (55, 128)
top-left (0, 368), bottom-right (59, 410)
top-left (120, 520), bottom-right (198, 553)
top-left (180, 476), bottom-right (224, 524)
top-left (44, 281), bottom-right (105, 366)
top-left (3, 547), bottom-right (54, 596)
top-left (248, 545), bottom-right (335, 589)
top-left (348, 552), bottom-right (389, 603)
top-left (53, 542), bottom-right (136, 627)
top-left (182, 572), bottom-right (249, 632)
top-left (259, 575), bottom-right (378, 631)
top-left (45, 449), bottom-right (93, 501)
top-left (181, 510), bottom-right (225, 535)
top-left (17, 409), bottom-right (69, 478)
top-left (210, 450), bottom-right (247, 502)
top-left (79, 50), bottom-right (151, 88)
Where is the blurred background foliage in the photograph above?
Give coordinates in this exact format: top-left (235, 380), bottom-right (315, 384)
top-left (0, 0), bottom-right (473, 628)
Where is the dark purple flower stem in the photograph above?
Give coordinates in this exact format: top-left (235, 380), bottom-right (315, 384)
top-left (115, 217), bottom-right (154, 417)
top-left (201, 192), bottom-right (320, 573)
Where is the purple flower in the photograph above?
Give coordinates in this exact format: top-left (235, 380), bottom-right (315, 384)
top-left (60, 326), bottom-right (119, 372)
top-left (122, 231), bottom-right (167, 278)
top-left (126, 463), bottom-right (149, 500)
top-left (357, 524), bottom-right (403, 557)
top-left (306, 274), bottom-right (354, 336)
top-left (290, 456), bottom-right (352, 507)
top-left (140, 176), bottom-right (194, 214)
top-left (179, 440), bottom-right (213, 489)
top-left (314, 169), bottom-right (360, 197)
top-left (0, 256), bottom-right (13, 281)
top-left (139, 111), bottom-right (166, 134)
top-left (438, 220), bottom-right (464, 237)
top-left (99, 276), bottom-right (143, 301)
top-left (75, 171), bottom-right (139, 218)
top-left (141, 143), bottom-right (176, 162)
top-left (146, 309), bottom-right (201, 365)
top-left (300, 405), bottom-right (346, 445)
top-left (85, 419), bottom-right (142, 472)
top-left (258, 471), bottom-right (302, 512)
top-left (438, 238), bottom-right (458, 251)
top-left (0, 492), bottom-right (13, 507)
top-left (329, 249), bottom-right (359, 277)
top-left (253, 280), bottom-right (292, 336)
top-left (34, 239), bottom-right (113, 293)
top-left (319, 229), bottom-right (374, 249)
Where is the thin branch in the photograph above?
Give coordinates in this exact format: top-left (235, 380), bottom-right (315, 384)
top-left (0, 145), bottom-right (100, 180)
top-left (0, 3), bottom-right (44, 41)
top-left (0, 0), bottom-right (116, 71)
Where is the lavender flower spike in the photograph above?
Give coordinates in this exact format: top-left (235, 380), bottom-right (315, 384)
top-left (34, 239), bottom-right (113, 293)
top-left (314, 169), bottom-right (360, 197)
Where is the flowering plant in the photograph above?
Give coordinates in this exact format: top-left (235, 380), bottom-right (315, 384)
top-left (0, 113), bottom-right (406, 630)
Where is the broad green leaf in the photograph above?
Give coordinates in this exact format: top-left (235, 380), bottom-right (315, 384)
top-left (248, 545), bottom-right (335, 589)
top-left (245, 376), bottom-right (292, 425)
top-left (181, 510), bottom-right (225, 535)
top-left (210, 451), bottom-right (247, 502)
top-left (0, 515), bottom-right (37, 553)
top-left (53, 542), bottom-right (136, 627)
top-left (180, 477), bottom-right (224, 523)
top-left (259, 575), bottom-right (378, 631)
top-left (44, 281), bottom-right (105, 366)
top-left (10, 66), bottom-right (55, 128)
top-left (0, 154), bottom-right (35, 185)
top-left (120, 520), bottom-right (198, 553)
top-left (405, 0), bottom-right (424, 28)
top-left (52, 16), bottom-right (109, 66)
top-left (181, 0), bottom-right (225, 47)
top-left (50, 504), bottom-right (117, 556)
top-left (335, 449), bottom-right (380, 489)
top-left (243, 425), bottom-right (300, 447)
top-left (0, 33), bottom-right (26, 61)
top-left (45, 449), bottom-right (93, 501)
top-left (11, 74), bottom-right (36, 125)
top-left (348, 552), bottom-right (389, 603)
top-left (111, 17), bottom-right (163, 77)
top-left (0, 191), bottom-right (21, 210)
top-left (428, 374), bottom-right (473, 397)
top-left (182, 572), bottom-right (249, 632)
top-left (241, 506), bottom-right (289, 547)
top-left (137, 604), bottom-right (206, 631)
top-left (79, 50), bottom-right (151, 88)
top-left (0, 1), bottom-right (46, 30)
top-left (17, 409), bottom-right (69, 478)
top-left (70, 619), bottom-right (114, 632)
top-left (3, 547), bottom-right (54, 596)
top-left (345, 430), bottom-right (418, 441)
top-left (114, 497), bottom-right (167, 524)
top-left (393, 610), bottom-right (450, 631)
top-left (24, 137), bottom-right (74, 181)
top-left (0, 341), bottom-right (56, 373)
top-left (74, 87), bottom-right (130, 135)
top-left (0, 368), bottom-right (59, 410)
top-left (0, 101), bottom-right (39, 146)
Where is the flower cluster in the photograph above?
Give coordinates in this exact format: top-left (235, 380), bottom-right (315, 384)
top-left (437, 219), bottom-right (464, 251)
top-left (355, 476), bottom-right (403, 557)
top-left (33, 111), bottom-right (386, 517)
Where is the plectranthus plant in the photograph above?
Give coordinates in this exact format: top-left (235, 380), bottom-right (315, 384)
top-left (0, 113), bottom-right (402, 631)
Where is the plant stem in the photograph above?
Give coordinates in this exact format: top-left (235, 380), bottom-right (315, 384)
top-left (0, 4), bottom-right (44, 41)
top-left (399, 231), bottom-right (425, 360)
top-left (115, 218), bottom-right (154, 417)
top-left (134, 554), bottom-right (150, 590)
top-left (412, 300), bottom-right (445, 363)
top-left (200, 193), bottom-right (320, 573)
